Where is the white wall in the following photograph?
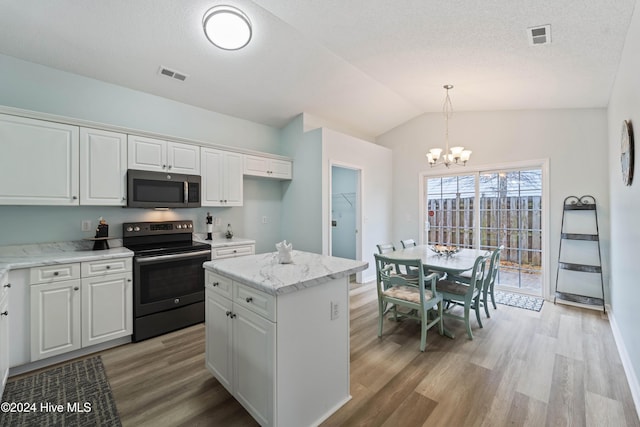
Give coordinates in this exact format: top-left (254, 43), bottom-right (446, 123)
top-left (376, 108), bottom-right (610, 300)
top-left (280, 116), bottom-right (323, 253)
top-left (0, 54), bottom-right (285, 252)
top-left (607, 0), bottom-right (640, 409)
top-left (321, 127), bottom-right (393, 282)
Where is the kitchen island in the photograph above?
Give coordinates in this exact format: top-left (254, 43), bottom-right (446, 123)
top-left (203, 250), bottom-right (367, 427)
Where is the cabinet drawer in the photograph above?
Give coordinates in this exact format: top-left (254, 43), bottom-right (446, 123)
top-left (30, 263), bottom-right (80, 284)
top-left (234, 282), bottom-right (275, 322)
top-left (212, 245), bottom-right (255, 259)
top-left (206, 271), bottom-right (233, 300)
top-left (81, 258), bottom-right (132, 277)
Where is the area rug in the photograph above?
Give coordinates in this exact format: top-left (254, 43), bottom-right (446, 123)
top-left (494, 290), bottom-right (544, 312)
top-left (0, 356), bottom-right (121, 427)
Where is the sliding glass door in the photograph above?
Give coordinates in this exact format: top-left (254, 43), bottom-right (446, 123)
top-left (424, 167), bottom-right (543, 295)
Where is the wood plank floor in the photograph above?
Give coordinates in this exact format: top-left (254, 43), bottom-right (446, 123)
top-left (97, 282), bottom-right (640, 426)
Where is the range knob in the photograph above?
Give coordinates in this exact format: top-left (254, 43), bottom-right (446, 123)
top-left (126, 226), bottom-right (133, 232)
top-left (188, 224), bottom-right (193, 229)
top-left (183, 223), bottom-right (189, 229)
top-left (134, 226), bottom-right (140, 232)
top-left (176, 224), bottom-right (182, 229)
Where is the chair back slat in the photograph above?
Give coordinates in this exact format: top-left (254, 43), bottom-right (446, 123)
top-left (400, 239), bottom-right (417, 248)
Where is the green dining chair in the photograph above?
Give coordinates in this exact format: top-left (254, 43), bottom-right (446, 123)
top-left (482, 246), bottom-right (503, 317)
top-left (376, 243), bottom-right (416, 277)
top-left (400, 238), bottom-right (417, 248)
top-left (435, 254), bottom-right (488, 340)
top-left (374, 254), bottom-right (443, 351)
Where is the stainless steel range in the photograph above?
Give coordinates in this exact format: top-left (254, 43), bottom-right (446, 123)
top-left (123, 220), bottom-right (211, 342)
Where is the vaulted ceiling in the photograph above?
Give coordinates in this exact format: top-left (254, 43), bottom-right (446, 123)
top-left (0, 0), bottom-right (636, 139)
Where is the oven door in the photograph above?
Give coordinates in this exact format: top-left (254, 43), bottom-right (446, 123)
top-left (133, 249), bottom-right (211, 317)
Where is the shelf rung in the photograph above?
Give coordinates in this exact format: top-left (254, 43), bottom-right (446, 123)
top-left (561, 233), bottom-right (599, 241)
top-left (555, 291), bottom-right (604, 307)
top-left (559, 262), bottom-right (602, 273)
top-left (563, 204), bottom-right (596, 211)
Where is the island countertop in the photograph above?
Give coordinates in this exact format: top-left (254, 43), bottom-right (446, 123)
top-left (203, 250), bottom-right (368, 296)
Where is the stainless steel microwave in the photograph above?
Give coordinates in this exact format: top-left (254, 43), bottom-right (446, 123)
top-left (127, 169), bottom-right (201, 208)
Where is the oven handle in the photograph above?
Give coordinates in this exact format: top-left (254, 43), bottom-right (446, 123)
top-left (136, 249), bottom-right (211, 264)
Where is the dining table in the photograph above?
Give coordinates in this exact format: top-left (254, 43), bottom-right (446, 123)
top-left (382, 245), bottom-right (487, 276)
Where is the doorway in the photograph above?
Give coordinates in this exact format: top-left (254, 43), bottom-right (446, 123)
top-left (330, 165), bottom-right (359, 260)
top-left (423, 164), bottom-right (546, 297)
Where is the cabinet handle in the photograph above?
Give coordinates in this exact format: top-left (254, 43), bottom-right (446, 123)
top-left (212, 282), bottom-right (219, 287)
top-left (1, 311), bottom-right (7, 316)
top-left (73, 287), bottom-right (79, 291)
top-left (245, 297), bottom-right (253, 303)
top-left (3, 283), bottom-right (10, 288)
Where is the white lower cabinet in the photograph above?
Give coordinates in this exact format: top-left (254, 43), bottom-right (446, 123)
top-left (205, 272), bottom-right (275, 426)
top-left (210, 244), bottom-right (255, 260)
top-left (0, 274), bottom-right (10, 397)
top-left (30, 259), bottom-right (132, 362)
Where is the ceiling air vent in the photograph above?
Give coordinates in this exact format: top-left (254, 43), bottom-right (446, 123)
top-left (527, 25), bottom-right (551, 46)
top-left (158, 66), bottom-right (188, 82)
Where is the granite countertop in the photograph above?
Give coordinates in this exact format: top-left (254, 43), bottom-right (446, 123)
top-left (0, 240), bottom-right (133, 281)
top-left (203, 250), bottom-right (368, 296)
top-left (193, 234), bottom-right (256, 248)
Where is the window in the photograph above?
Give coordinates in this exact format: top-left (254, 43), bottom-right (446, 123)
top-left (424, 167), bottom-right (543, 295)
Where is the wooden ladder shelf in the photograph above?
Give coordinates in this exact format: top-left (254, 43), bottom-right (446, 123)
top-left (554, 195), bottom-right (605, 312)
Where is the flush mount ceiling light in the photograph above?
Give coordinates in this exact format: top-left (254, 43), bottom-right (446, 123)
top-left (202, 5), bottom-right (252, 50)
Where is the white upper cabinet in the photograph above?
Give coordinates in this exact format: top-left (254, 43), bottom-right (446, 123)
top-left (201, 148), bottom-right (243, 207)
top-left (80, 128), bottom-right (127, 206)
top-left (128, 135), bottom-right (200, 174)
top-left (0, 114), bottom-right (79, 205)
top-left (244, 154), bottom-right (292, 179)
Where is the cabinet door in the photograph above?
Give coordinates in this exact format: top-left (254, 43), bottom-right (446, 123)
top-left (233, 304), bottom-right (275, 426)
top-left (269, 159), bottom-right (292, 179)
top-left (168, 141), bottom-right (200, 174)
top-left (30, 279), bottom-right (81, 361)
top-left (205, 288), bottom-right (234, 393)
top-left (243, 154), bottom-right (269, 177)
top-left (80, 128), bottom-right (127, 205)
top-left (223, 152), bottom-right (244, 206)
top-left (0, 278), bottom-right (9, 396)
top-left (0, 114), bottom-right (79, 205)
top-left (127, 135), bottom-right (166, 171)
top-left (81, 272), bottom-right (132, 347)
top-left (201, 148), bottom-right (224, 206)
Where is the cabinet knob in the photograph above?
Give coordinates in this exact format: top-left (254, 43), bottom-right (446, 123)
top-left (226, 311), bottom-right (231, 317)
top-left (167, 165), bottom-right (172, 170)
top-left (53, 271), bottom-right (59, 276)
top-left (1, 311), bottom-right (7, 316)
top-left (127, 279), bottom-right (132, 282)
top-left (212, 282), bottom-right (219, 287)
top-left (106, 265), bottom-right (111, 269)
top-left (245, 297), bottom-right (253, 303)
top-left (3, 283), bottom-right (10, 288)
top-left (72, 196), bottom-right (78, 200)
top-left (162, 164), bottom-right (167, 169)
top-left (73, 287), bottom-right (79, 291)
top-left (230, 313), bottom-right (236, 319)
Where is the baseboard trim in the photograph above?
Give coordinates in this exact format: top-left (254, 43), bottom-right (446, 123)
top-left (310, 395), bottom-right (352, 427)
top-left (608, 309), bottom-right (640, 419)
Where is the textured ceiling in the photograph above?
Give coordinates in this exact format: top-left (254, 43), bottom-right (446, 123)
top-left (0, 0), bottom-right (636, 138)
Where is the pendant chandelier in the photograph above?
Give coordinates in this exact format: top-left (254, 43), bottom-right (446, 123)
top-left (426, 85), bottom-right (471, 167)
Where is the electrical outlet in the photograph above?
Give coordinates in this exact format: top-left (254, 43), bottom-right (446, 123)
top-left (330, 301), bottom-right (339, 320)
top-left (214, 217), bottom-right (221, 226)
top-left (81, 220), bottom-right (92, 232)
top-left (262, 216), bottom-right (268, 224)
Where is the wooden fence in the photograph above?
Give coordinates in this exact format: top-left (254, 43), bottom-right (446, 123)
top-left (426, 196), bottom-right (542, 267)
